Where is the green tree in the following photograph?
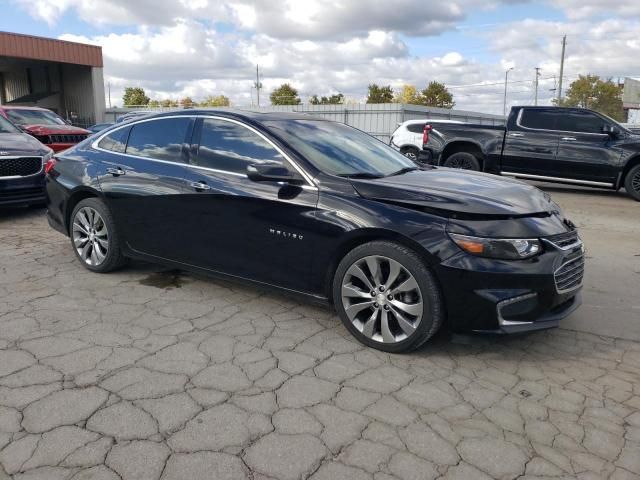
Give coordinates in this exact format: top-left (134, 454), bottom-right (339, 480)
top-left (160, 99), bottom-right (179, 107)
top-left (366, 84), bottom-right (394, 103)
top-left (200, 95), bottom-right (230, 107)
top-left (419, 81), bottom-right (455, 109)
top-left (557, 74), bottom-right (624, 120)
top-left (179, 96), bottom-right (195, 107)
top-left (309, 93), bottom-right (344, 105)
top-left (122, 87), bottom-right (150, 107)
top-left (270, 83), bottom-right (301, 105)
top-left (148, 99), bottom-right (160, 108)
top-left (394, 84), bottom-right (421, 104)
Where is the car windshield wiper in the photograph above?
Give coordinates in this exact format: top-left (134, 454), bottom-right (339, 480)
top-left (385, 166), bottom-right (420, 177)
top-left (337, 172), bottom-right (385, 179)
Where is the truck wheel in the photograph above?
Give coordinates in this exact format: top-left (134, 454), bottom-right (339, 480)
top-left (624, 164), bottom-right (640, 201)
top-left (443, 152), bottom-right (480, 171)
top-left (401, 147), bottom-right (419, 162)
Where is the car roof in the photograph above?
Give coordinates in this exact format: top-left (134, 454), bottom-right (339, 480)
top-left (402, 119), bottom-right (462, 124)
top-left (0, 105), bottom-right (51, 111)
top-left (141, 108), bottom-right (321, 123)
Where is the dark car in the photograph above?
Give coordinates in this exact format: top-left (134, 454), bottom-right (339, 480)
top-left (0, 114), bottom-right (53, 207)
top-left (45, 110), bottom-right (583, 352)
top-left (0, 106), bottom-right (91, 152)
top-left (418, 106), bottom-right (640, 201)
top-left (87, 123), bottom-right (115, 134)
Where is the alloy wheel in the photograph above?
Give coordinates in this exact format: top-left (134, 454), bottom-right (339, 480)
top-left (341, 255), bottom-right (424, 343)
top-left (633, 169), bottom-right (640, 194)
top-left (448, 157), bottom-right (475, 169)
top-left (72, 207), bottom-right (109, 266)
top-left (404, 151), bottom-right (417, 161)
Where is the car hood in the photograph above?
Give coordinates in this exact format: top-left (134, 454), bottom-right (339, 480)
top-left (350, 168), bottom-right (557, 217)
top-left (0, 132), bottom-right (51, 156)
top-left (22, 124), bottom-right (90, 135)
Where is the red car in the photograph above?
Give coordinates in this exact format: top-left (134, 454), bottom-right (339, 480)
top-left (0, 106), bottom-right (90, 152)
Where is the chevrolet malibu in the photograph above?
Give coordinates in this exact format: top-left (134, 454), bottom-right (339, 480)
top-left (45, 110), bottom-right (584, 352)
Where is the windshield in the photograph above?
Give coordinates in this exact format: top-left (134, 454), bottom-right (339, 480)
top-left (6, 109), bottom-right (66, 126)
top-left (265, 120), bottom-right (416, 177)
top-left (0, 116), bottom-right (19, 134)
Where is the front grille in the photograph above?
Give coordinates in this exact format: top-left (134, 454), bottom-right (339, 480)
top-left (47, 134), bottom-right (87, 144)
top-left (0, 157), bottom-right (42, 177)
top-left (545, 230), bottom-right (579, 250)
top-left (554, 254), bottom-right (585, 293)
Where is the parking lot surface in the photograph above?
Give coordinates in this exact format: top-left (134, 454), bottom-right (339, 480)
top-left (0, 187), bottom-right (639, 480)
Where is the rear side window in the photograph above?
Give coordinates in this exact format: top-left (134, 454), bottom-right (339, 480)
top-left (97, 127), bottom-right (129, 153)
top-left (519, 109), bottom-right (559, 130)
top-left (556, 111), bottom-right (606, 134)
top-left (406, 123), bottom-right (425, 133)
top-left (125, 118), bottom-right (191, 162)
top-left (193, 118), bottom-right (284, 174)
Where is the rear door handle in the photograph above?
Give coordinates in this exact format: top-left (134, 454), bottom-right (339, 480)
top-left (561, 137), bottom-right (577, 141)
top-left (189, 181), bottom-right (211, 191)
top-left (106, 167), bottom-right (126, 176)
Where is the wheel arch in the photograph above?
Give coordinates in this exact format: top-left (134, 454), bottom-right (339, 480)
top-left (64, 187), bottom-right (103, 234)
top-left (440, 141), bottom-right (485, 169)
top-left (322, 228), bottom-right (441, 303)
top-left (620, 155), bottom-right (640, 189)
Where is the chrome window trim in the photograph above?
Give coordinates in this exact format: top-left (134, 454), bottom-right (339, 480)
top-left (501, 171), bottom-right (615, 188)
top-left (0, 155), bottom-right (44, 180)
top-left (91, 114), bottom-right (317, 189)
top-left (515, 108), bottom-right (611, 137)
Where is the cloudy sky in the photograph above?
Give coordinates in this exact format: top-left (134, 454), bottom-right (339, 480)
top-left (2, 0), bottom-right (640, 114)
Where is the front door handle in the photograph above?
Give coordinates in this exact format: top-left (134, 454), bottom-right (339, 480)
top-left (561, 137), bottom-right (577, 141)
top-left (189, 181), bottom-right (211, 191)
top-left (106, 167), bottom-right (126, 176)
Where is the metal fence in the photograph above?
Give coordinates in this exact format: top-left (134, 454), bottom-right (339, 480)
top-left (104, 103), bottom-right (505, 143)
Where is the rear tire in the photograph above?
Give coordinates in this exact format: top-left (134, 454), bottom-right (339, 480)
top-left (70, 198), bottom-right (126, 273)
top-left (624, 164), bottom-right (640, 201)
top-left (443, 152), bottom-right (481, 171)
top-left (332, 241), bottom-right (444, 353)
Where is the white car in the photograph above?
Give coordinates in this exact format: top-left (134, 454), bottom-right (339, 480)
top-left (390, 119), bottom-right (463, 162)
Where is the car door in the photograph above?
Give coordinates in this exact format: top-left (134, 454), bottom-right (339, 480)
top-left (180, 116), bottom-right (319, 292)
top-left (553, 110), bottom-right (622, 184)
top-left (501, 108), bottom-right (561, 176)
top-left (95, 116), bottom-right (196, 261)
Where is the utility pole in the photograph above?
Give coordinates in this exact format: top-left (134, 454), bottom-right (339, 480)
top-left (503, 67), bottom-right (514, 117)
top-left (254, 65), bottom-right (263, 107)
top-left (107, 82), bottom-right (111, 109)
top-left (557, 35), bottom-right (566, 104)
top-left (534, 68), bottom-right (541, 106)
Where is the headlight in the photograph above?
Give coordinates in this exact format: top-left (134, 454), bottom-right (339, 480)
top-left (449, 233), bottom-right (542, 260)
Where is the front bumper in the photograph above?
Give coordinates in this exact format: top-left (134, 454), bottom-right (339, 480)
top-left (0, 173), bottom-right (45, 206)
top-left (435, 236), bottom-right (584, 334)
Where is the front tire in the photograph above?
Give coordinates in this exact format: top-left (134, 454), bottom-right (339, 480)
top-left (332, 241), bottom-right (444, 353)
top-left (401, 147), bottom-right (419, 162)
top-left (624, 164), bottom-right (640, 201)
top-left (443, 152), bottom-right (481, 171)
top-left (70, 198), bottom-right (126, 273)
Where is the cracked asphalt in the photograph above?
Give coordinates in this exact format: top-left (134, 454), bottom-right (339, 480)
top-left (1, 187), bottom-right (640, 480)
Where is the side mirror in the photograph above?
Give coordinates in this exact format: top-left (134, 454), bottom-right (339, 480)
top-left (602, 124), bottom-right (620, 137)
top-left (247, 161), bottom-right (302, 184)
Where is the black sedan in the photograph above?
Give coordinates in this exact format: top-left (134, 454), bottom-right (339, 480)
top-left (45, 110), bottom-right (583, 352)
top-left (0, 115), bottom-right (53, 207)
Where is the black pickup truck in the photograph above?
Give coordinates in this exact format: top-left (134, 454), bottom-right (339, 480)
top-left (423, 106), bottom-right (640, 201)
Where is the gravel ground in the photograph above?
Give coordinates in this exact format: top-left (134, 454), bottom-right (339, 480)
top-left (0, 186), bottom-right (639, 480)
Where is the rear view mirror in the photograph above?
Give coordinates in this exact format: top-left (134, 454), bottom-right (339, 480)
top-left (247, 161), bottom-right (303, 184)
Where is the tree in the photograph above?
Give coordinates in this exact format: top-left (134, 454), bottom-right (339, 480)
top-left (148, 99), bottom-right (160, 108)
top-left (366, 84), bottom-right (394, 103)
top-left (558, 74), bottom-right (624, 120)
top-left (419, 81), bottom-right (455, 109)
top-left (394, 85), bottom-right (421, 104)
top-left (270, 84), bottom-right (301, 105)
top-left (200, 95), bottom-right (230, 107)
top-left (122, 87), bottom-right (150, 107)
top-left (309, 93), bottom-right (344, 105)
top-left (179, 97), bottom-right (195, 107)
top-left (160, 99), bottom-right (179, 107)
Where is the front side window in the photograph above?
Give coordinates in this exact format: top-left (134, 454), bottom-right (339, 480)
top-left (556, 111), bottom-right (606, 134)
top-left (0, 116), bottom-right (19, 134)
top-left (125, 118), bottom-right (191, 162)
top-left (5, 109), bottom-right (66, 126)
top-left (193, 119), bottom-right (284, 174)
top-left (98, 127), bottom-right (130, 153)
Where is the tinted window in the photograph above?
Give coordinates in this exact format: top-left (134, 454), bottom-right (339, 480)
top-left (556, 111), bottom-right (606, 134)
top-left (126, 118), bottom-right (191, 162)
top-left (98, 127), bottom-right (130, 153)
top-left (407, 123), bottom-right (424, 133)
top-left (194, 119), bottom-right (283, 174)
top-left (0, 116), bottom-right (19, 134)
top-left (520, 109), bottom-right (559, 130)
